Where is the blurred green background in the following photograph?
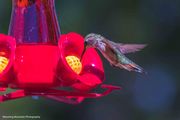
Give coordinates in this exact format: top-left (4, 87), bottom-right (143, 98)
top-left (0, 0), bottom-right (180, 120)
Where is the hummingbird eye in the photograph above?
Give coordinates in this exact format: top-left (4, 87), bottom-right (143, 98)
top-left (86, 38), bottom-right (96, 46)
top-left (84, 41), bottom-right (88, 47)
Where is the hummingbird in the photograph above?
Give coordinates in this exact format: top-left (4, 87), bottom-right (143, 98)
top-left (83, 33), bottom-right (147, 73)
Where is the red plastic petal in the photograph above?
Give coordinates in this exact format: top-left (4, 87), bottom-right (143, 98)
top-left (0, 34), bottom-right (16, 82)
top-left (57, 32), bottom-right (84, 85)
top-left (78, 73), bottom-right (102, 86)
top-left (81, 48), bottom-right (105, 81)
top-left (72, 73), bottom-right (102, 91)
top-left (59, 32), bottom-right (84, 58)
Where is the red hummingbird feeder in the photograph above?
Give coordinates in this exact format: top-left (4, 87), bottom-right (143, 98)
top-left (0, 0), bottom-right (120, 104)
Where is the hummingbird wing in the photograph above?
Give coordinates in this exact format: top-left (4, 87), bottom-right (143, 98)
top-left (100, 40), bottom-right (120, 66)
top-left (107, 41), bottom-right (147, 54)
top-left (104, 40), bottom-right (146, 73)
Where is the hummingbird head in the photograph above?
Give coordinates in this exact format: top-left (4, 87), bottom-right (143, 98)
top-left (84, 33), bottom-right (106, 51)
top-left (81, 33), bottom-right (106, 60)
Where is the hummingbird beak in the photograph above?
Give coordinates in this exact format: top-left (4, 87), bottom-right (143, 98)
top-left (80, 41), bottom-right (88, 60)
top-left (84, 41), bottom-right (88, 48)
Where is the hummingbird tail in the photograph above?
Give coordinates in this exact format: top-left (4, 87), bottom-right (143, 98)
top-left (122, 63), bottom-right (146, 74)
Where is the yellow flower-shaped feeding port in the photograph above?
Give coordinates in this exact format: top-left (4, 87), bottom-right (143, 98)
top-left (65, 56), bottom-right (82, 74)
top-left (0, 56), bottom-right (9, 73)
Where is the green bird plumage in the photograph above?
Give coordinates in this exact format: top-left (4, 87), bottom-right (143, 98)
top-left (84, 33), bottom-right (147, 73)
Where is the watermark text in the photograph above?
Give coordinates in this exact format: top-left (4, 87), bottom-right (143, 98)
top-left (2, 115), bottom-right (40, 119)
